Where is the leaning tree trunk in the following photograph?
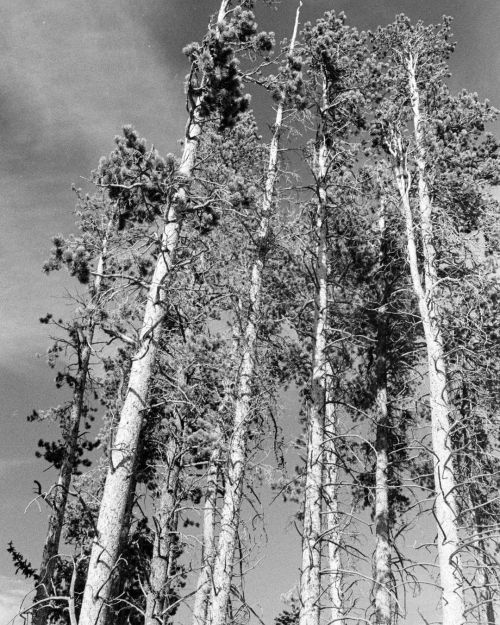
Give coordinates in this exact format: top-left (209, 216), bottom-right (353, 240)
top-left (299, 132), bottom-right (328, 625)
top-left (78, 5), bottom-right (232, 624)
top-left (374, 196), bottom-right (392, 625)
top-left (390, 53), bottom-right (465, 625)
top-left (145, 431), bottom-right (182, 625)
top-left (208, 8), bottom-right (302, 625)
top-left (33, 218), bottom-right (113, 625)
top-left (323, 363), bottom-right (344, 625)
top-left (192, 447), bottom-right (220, 625)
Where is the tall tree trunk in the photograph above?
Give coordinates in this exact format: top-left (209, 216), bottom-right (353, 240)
top-left (208, 8), bottom-right (302, 625)
top-left (323, 363), bottom-right (344, 625)
top-left (390, 54), bottom-right (465, 625)
top-left (299, 133), bottom-right (328, 625)
top-left (78, 6), bottom-right (231, 623)
top-left (145, 433), bottom-right (182, 625)
top-left (374, 197), bottom-right (392, 625)
top-left (107, 468), bottom-right (138, 623)
top-left (33, 219), bottom-right (113, 625)
top-left (192, 448), bottom-right (220, 625)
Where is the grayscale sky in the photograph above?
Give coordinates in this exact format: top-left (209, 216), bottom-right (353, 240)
top-left (1, 0), bottom-right (499, 622)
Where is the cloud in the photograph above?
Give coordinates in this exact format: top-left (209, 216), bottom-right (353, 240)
top-left (0, 576), bottom-right (32, 625)
top-left (0, 458), bottom-right (38, 479)
top-left (0, 0), bottom-right (190, 376)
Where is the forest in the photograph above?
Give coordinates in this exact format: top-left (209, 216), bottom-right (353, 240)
top-left (4, 1), bottom-right (500, 625)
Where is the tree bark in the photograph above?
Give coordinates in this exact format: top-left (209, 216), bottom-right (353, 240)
top-left (389, 53), bottom-right (465, 625)
top-left (145, 434), bottom-right (182, 625)
top-left (78, 209), bottom-right (180, 625)
top-left (192, 449), bottom-right (220, 625)
top-left (323, 364), bottom-right (344, 625)
top-left (207, 8), bottom-right (302, 625)
top-left (374, 198), bottom-right (392, 625)
top-left (33, 219), bottom-right (113, 625)
top-left (299, 134), bottom-right (328, 625)
top-left (78, 6), bottom-right (232, 623)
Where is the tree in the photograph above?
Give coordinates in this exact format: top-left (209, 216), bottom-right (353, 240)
top-left (29, 191), bottom-right (120, 625)
top-left (370, 14), bottom-right (499, 624)
top-left (207, 7), bottom-right (302, 625)
top-left (290, 13), bottom-right (368, 625)
top-left (78, 4), bottom-right (274, 621)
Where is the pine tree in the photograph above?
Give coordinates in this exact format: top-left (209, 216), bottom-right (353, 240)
top-left (291, 13), bottom-right (368, 625)
top-left (78, 5), bottom-right (274, 621)
top-left (207, 8), bottom-right (302, 625)
top-left (370, 15), bottom-right (499, 623)
top-left (30, 192), bottom-right (117, 625)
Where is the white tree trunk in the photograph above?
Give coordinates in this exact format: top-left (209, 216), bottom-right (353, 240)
top-left (299, 134), bottom-right (328, 625)
top-left (78, 211), bottom-right (180, 625)
top-left (208, 8), bottom-right (302, 625)
top-left (323, 364), bottom-right (344, 625)
top-left (390, 56), bottom-right (464, 624)
top-left (33, 220), bottom-right (113, 625)
top-left (145, 435), bottom-right (181, 625)
top-left (374, 198), bottom-right (392, 625)
top-left (78, 4), bottom-right (233, 621)
top-left (406, 55), bottom-right (465, 625)
top-left (192, 449), bottom-right (220, 625)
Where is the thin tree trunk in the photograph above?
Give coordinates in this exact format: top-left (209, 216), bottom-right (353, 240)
top-left (390, 54), bottom-right (465, 625)
top-left (299, 132), bottom-right (328, 625)
top-left (192, 449), bottom-right (220, 625)
top-left (208, 8), bottom-right (302, 625)
top-left (323, 363), bottom-right (344, 625)
top-left (78, 6), bottom-right (231, 623)
top-left (33, 219), bottom-right (113, 625)
top-left (145, 434), bottom-right (182, 625)
top-left (475, 523), bottom-right (496, 625)
top-left (374, 197), bottom-right (392, 625)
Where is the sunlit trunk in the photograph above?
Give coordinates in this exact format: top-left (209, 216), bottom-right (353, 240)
top-left (299, 133), bottom-right (328, 625)
top-left (192, 449), bottom-right (220, 625)
top-left (323, 363), bottom-right (344, 625)
top-left (145, 434), bottom-right (182, 625)
top-left (374, 198), bottom-right (392, 625)
top-left (208, 8), bottom-right (302, 625)
top-left (78, 6), bottom-right (232, 622)
top-left (390, 54), bottom-right (465, 625)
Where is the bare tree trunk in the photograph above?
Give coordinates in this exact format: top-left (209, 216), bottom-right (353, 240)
top-left (475, 526), bottom-right (496, 625)
top-left (107, 468), bottom-right (138, 622)
top-left (374, 198), bottom-right (392, 625)
top-left (389, 54), bottom-right (465, 625)
top-left (299, 134), bottom-right (328, 625)
top-left (78, 210), bottom-right (180, 625)
top-left (78, 6), bottom-right (232, 623)
top-left (323, 364), bottom-right (344, 625)
top-left (33, 220), bottom-right (113, 625)
top-left (406, 55), bottom-right (465, 625)
top-left (192, 449), bottom-right (219, 625)
top-left (145, 434), bottom-right (182, 625)
top-left (208, 9), bottom-right (302, 625)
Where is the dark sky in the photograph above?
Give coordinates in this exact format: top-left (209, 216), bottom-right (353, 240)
top-left (1, 0), bottom-right (499, 622)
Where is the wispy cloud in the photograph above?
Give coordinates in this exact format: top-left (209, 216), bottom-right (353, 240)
top-left (0, 576), bottom-right (33, 625)
top-left (0, 458), bottom-right (38, 479)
